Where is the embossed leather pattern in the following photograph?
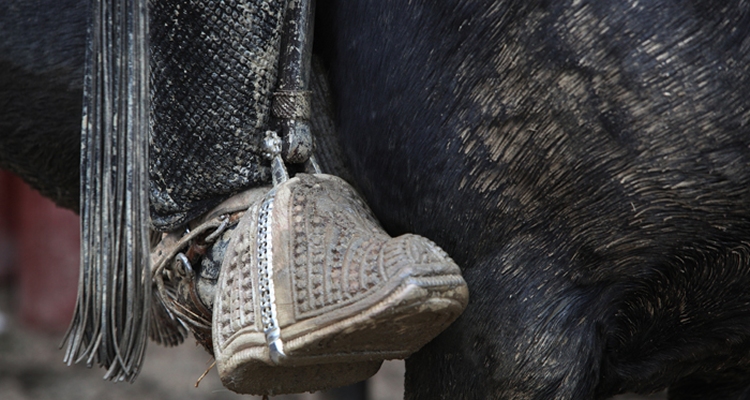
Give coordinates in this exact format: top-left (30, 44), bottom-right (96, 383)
top-left (212, 174), bottom-right (469, 395)
top-left (288, 174), bottom-right (384, 318)
top-left (216, 200), bottom-right (261, 344)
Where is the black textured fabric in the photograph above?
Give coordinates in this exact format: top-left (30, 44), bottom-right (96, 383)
top-left (149, 0), bottom-right (287, 230)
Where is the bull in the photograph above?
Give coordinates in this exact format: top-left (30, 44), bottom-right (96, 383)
top-left (2, 0), bottom-right (750, 399)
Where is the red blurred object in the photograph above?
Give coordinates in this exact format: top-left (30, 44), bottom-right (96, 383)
top-left (1, 170), bottom-right (79, 333)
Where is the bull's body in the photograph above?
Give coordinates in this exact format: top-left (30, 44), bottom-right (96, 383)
top-left (3, 0), bottom-right (750, 399)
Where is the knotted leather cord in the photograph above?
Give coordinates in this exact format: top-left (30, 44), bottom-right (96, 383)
top-left (273, 0), bottom-right (316, 164)
top-left (63, 0), bottom-right (151, 382)
top-left (150, 217), bottom-right (226, 335)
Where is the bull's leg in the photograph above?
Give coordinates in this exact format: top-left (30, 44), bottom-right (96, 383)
top-left (405, 241), bottom-right (605, 400)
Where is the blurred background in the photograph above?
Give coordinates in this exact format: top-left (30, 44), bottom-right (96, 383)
top-left (0, 170), bottom-right (664, 400)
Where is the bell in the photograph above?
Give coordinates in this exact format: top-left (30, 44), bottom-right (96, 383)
top-left (211, 172), bottom-right (469, 395)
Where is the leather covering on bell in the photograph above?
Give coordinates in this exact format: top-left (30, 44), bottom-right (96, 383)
top-left (149, 0), bottom-right (287, 230)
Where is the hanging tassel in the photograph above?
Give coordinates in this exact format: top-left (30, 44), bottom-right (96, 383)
top-left (63, 0), bottom-right (151, 382)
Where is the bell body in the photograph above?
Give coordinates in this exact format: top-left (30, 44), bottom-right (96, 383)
top-left (212, 174), bottom-right (469, 395)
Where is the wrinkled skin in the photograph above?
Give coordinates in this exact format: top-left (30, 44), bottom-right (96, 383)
top-left (319, 0), bottom-right (750, 398)
top-left (4, 0), bottom-right (750, 399)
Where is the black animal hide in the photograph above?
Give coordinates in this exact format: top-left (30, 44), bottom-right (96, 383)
top-left (0, 0), bottom-right (86, 211)
top-left (320, 0), bottom-right (750, 398)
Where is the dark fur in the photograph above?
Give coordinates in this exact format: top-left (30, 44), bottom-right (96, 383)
top-left (4, 0), bottom-right (750, 398)
top-left (0, 0), bottom-right (86, 211)
top-left (319, 0), bottom-right (750, 398)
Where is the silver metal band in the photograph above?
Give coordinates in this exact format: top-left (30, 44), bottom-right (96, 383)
top-left (257, 189), bottom-right (286, 364)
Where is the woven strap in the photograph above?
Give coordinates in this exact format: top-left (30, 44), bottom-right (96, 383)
top-left (272, 90), bottom-right (312, 120)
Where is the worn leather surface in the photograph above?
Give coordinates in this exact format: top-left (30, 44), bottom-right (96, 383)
top-left (149, 0), bottom-right (287, 230)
